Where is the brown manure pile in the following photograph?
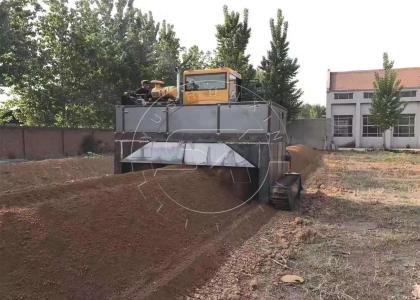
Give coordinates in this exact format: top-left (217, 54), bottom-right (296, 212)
top-left (0, 167), bottom-right (274, 299)
top-left (0, 156), bottom-right (113, 193)
top-left (287, 144), bottom-right (321, 179)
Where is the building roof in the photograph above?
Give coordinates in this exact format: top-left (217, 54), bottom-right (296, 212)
top-left (329, 67), bottom-right (420, 91)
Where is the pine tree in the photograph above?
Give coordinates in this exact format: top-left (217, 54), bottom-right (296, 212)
top-left (370, 53), bottom-right (405, 149)
top-left (260, 9), bottom-right (302, 120)
top-left (153, 20), bottom-right (181, 85)
top-left (213, 5), bottom-right (255, 81)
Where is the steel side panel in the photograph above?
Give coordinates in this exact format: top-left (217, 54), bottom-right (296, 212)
top-left (220, 104), bottom-right (268, 133)
top-left (115, 106), bottom-right (123, 132)
top-left (168, 106), bottom-right (217, 132)
top-left (124, 107), bottom-right (167, 133)
top-left (270, 105), bottom-right (286, 134)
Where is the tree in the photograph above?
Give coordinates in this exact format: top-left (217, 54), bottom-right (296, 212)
top-left (298, 104), bottom-right (326, 119)
top-left (1, 0), bottom-right (161, 128)
top-left (0, 0), bottom-right (42, 87)
top-left (370, 52), bottom-right (405, 149)
top-left (181, 45), bottom-right (212, 71)
top-left (213, 5), bottom-right (255, 81)
top-left (153, 20), bottom-right (181, 85)
top-left (259, 9), bottom-right (303, 120)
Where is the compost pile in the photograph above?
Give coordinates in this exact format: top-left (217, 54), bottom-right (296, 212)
top-left (0, 145), bottom-right (320, 299)
top-left (0, 166), bottom-right (273, 299)
top-left (287, 144), bottom-right (321, 178)
top-left (0, 156), bottom-right (113, 193)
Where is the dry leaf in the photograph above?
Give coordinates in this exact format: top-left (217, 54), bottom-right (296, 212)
top-left (412, 284), bottom-right (420, 299)
top-left (280, 274), bottom-right (304, 284)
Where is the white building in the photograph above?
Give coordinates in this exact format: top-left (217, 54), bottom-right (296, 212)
top-left (326, 68), bottom-right (420, 149)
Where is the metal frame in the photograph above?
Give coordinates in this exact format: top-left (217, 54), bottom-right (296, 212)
top-left (114, 101), bottom-right (288, 203)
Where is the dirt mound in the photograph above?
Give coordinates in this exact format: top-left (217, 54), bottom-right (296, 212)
top-left (0, 156), bottom-right (113, 193)
top-left (0, 167), bottom-right (274, 299)
top-left (287, 145), bottom-right (321, 178)
top-left (0, 146), bottom-right (322, 299)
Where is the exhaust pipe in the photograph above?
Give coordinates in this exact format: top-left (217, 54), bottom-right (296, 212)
top-left (175, 66), bottom-right (181, 101)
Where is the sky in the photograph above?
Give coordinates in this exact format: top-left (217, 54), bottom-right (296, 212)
top-left (132, 0), bottom-right (420, 105)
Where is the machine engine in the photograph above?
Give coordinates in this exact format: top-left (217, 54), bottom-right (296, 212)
top-left (150, 80), bottom-right (177, 101)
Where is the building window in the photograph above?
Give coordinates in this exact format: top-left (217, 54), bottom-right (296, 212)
top-left (362, 115), bottom-right (382, 137)
top-left (363, 92), bottom-right (374, 99)
top-left (334, 93), bottom-right (353, 100)
top-left (393, 114), bottom-right (415, 137)
top-left (399, 90), bottom-right (416, 98)
top-left (334, 115), bottom-right (353, 137)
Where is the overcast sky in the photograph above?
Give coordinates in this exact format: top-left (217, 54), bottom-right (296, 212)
top-left (134, 0), bottom-right (420, 105)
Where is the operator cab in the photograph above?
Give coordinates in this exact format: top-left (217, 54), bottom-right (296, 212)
top-left (183, 67), bottom-right (242, 105)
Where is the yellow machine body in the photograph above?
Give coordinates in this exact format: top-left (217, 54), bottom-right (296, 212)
top-left (150, 80), bottom-right (177, 100)
top-left (183, 68), bottom-right (241, 105)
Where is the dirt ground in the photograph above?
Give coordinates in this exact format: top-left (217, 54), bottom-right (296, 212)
top-left (0, 168), bottom-right (267, 299)
top-left (0, 155), bottom-right (113, 193)
top-left (191, 151), bottom-right (420, 300)
top-left (0, 146), bottom-right (318, 300)
top-left (3, 149), bottom-right (417, 299)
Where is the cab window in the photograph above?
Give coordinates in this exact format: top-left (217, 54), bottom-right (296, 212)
top-left (185, 73), bottom-right (226, 91)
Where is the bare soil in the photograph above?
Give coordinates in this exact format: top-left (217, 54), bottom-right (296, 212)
top-left (0, 145), bottom-right (320, 299)
top-left (191, 151), bottom-right (420, 300)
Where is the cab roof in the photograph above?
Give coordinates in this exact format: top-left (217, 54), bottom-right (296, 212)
top-left (183, 67), bottom-right (242, 79)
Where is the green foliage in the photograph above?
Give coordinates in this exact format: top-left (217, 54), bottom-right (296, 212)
top-left (213, 5), bottom-right (255, 81)
top-left (298, 104), bottom-right (326, 119)
top-left (370, 53), bottom-right (405, 130)
top-left (259, 9), bottom-right (303, 120)
top-left (0, 0), bottom-right (42, 87)
top-left (0, 100), bottom-right (15, 125)
top-left (0, 0), bottom-right (166, 128)
top-left (153, 20), bottom-right (181, 85)
top-left (181, 45), bottom-right (212, 71)
top-left (370, 53), bottom-right (405, 148)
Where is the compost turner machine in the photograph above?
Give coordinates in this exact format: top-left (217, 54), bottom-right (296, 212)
top-left (114, 67), bottom-right (302, 209)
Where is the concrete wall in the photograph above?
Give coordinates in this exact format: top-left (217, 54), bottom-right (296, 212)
top-left (287, 118), bottom-right (331, 149)
top-left (63, 129), bottom-right (92, 156)
top-left (0, 127), bottom-right (25, 159)
top-left (0, 127), bottom-right (113, 159)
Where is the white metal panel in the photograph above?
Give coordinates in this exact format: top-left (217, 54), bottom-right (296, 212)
top-left (123, 142), bottom-right (255, 167)
top-left (123, 142), bottom-right (185, 164)
top-left (184, 143), bottom-right (254, 167)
